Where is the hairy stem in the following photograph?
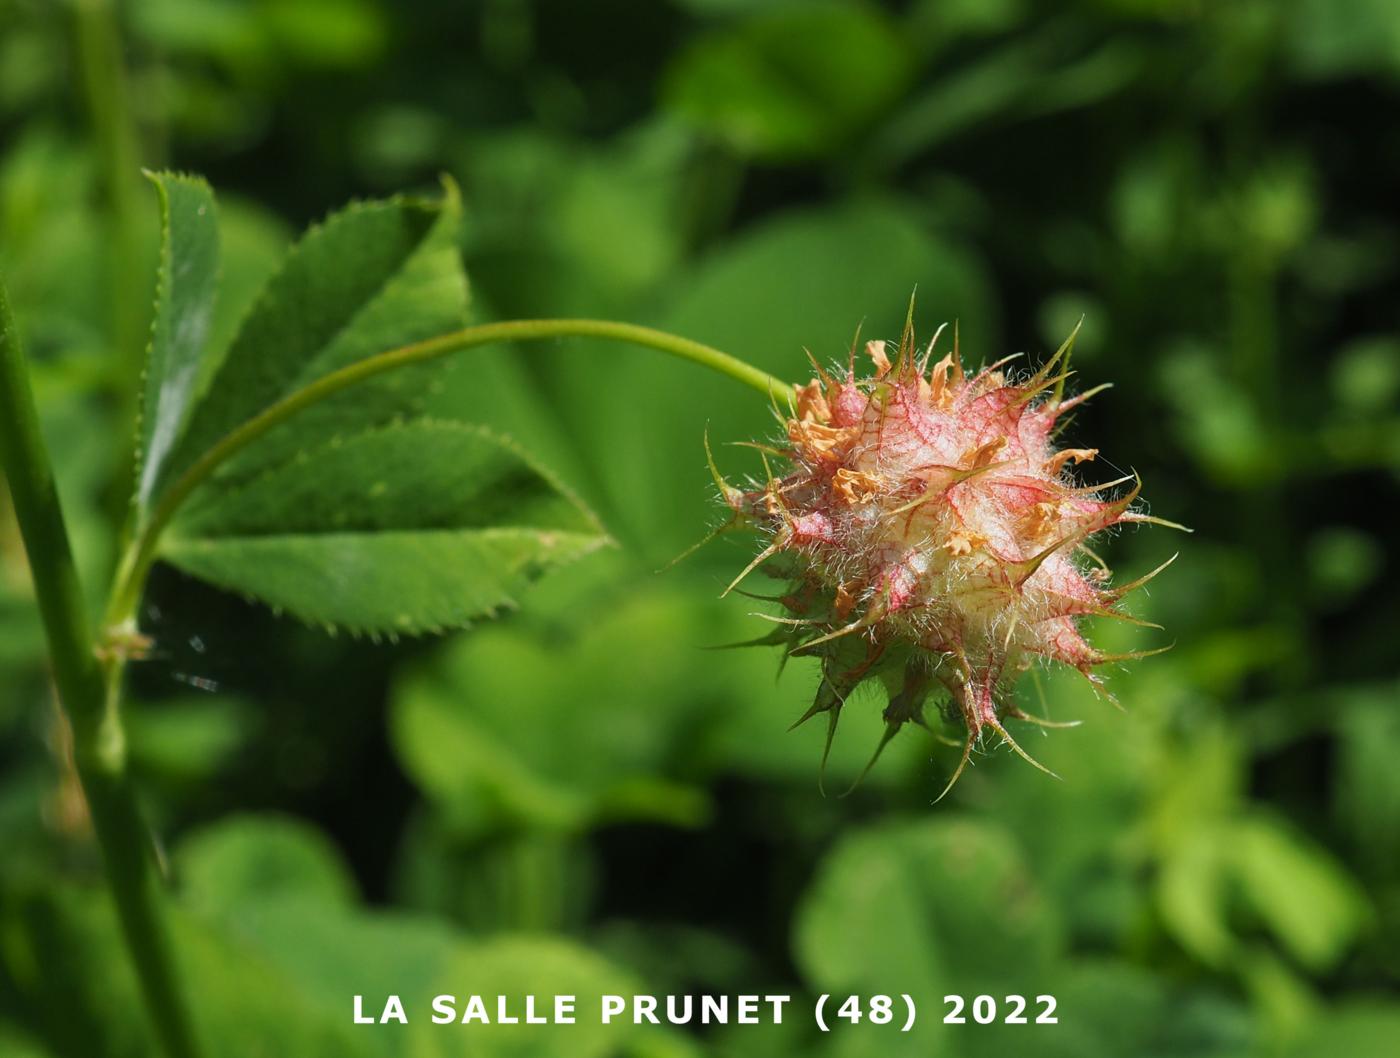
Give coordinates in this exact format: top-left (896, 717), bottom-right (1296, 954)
top-left (106, 317), bottom-right (794, 625)
top-left (1, 281), bottom-right (202, 1058)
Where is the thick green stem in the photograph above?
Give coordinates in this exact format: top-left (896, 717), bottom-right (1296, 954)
top-left (106, 317), bottom-right (795, 625)
top-left (1, 282), bottom-right (201, 1058)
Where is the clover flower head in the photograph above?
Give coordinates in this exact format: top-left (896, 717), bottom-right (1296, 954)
top-left (713, 312), bottom-right (1182, 797)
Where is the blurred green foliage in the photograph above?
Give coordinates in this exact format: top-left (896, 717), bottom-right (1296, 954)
top-left (1, 0), bottom-right (1398, 1055)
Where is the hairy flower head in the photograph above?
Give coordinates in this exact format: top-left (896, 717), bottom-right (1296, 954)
top-left (714, 314), bottom-right (1183, 797)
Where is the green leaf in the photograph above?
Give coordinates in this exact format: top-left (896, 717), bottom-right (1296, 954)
top-left (126, 694), bottom-right (252, 784)
top-left (128, 178), bottom-right (603, 637)
top-left (1287, 0), bottom-right (1400, 79)
top-left (1156, 825), bottom-right (1234, 966)
top-left (794, 817), bottom-right (1061, 1056)
top-left (0, 1026), bottom-right (49, 1058)
top-left (199, 896), bottom-right (664, 1058)
top-left (203, 195), bottom-right (293, 363)
top-left (137, 172), bottom-right (221, 512)
top-left (175, 813), bottom-right (359, 918)
top-left (3, 886), bottom-right (166, 1056)
top-left (990, 961), bottom-right (1253, 1058)
top-left (161, 420), bottom-right (608, 634)
top-left (1283, 1003), bottom-right (1400, 1058)
top-left (4, 870), bottom-right (660, 1058)
top-left (152, 180), bottom-right (469, 500)
top-left (1228, 814), bottom-right (1370, 972)
top-left (663, 1), bottom-right (913, 160)
top-left (796, 817), bottom-right (1062, 990)
top-left (393, 822), bottom-right (595, 932)
top-left (389, 581), bottom-right (716, 834)
top-left (6, 881), bottom-right (376, 1058)
top-left (1334, 681), bottom-right (1400, 874)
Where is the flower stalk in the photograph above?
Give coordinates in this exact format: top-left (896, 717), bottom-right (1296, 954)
top-left (106, 317), bottom-right (793, 631)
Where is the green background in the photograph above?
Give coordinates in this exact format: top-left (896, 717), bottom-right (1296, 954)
top-left (1, 0), bottom-right (1398, 1055)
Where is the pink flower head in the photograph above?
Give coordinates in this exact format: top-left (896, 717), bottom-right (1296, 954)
top-left (715, 315), bottom-right (1182, 797)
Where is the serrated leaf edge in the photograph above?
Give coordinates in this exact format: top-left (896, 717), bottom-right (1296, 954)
top-left (133, 170), bottom-right (221, 514)
top-left (162, 526), bottom-right (611, 641)
top-left (152, 179), bottom-right (465, 504)
top-left (164, 416), bottom-right (609, 541)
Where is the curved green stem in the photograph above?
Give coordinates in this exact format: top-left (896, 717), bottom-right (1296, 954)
top-left (106, 317), bottom-right (794, 626)
top-left (1, 281), bottom-right (202, 1058)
